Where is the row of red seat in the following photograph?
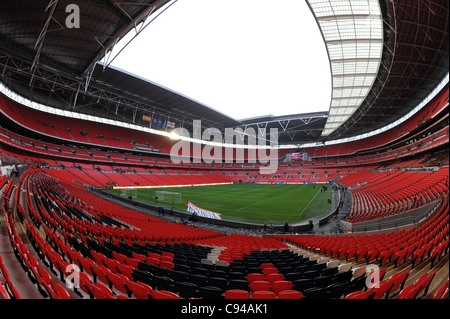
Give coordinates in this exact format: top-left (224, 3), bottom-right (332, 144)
top-left (3, 157), bottom-right (447, 300)
top-left (0, 210), bottom-right (21, 299)
top-left (341, 167), bottom-right (449, 223)
top-left (194, 234), bottom-right (289, 264)
top-left (17, 170), bottom-right (195, 299)
top-left (3, 207), bottom-right (59, 299)
top-left (16, 168), bottom-right (321, 299)
top-left (272, 192), bottom-right (449, 271)
top-left (27, 170), bottom-right (222, 244)
top-left (18, 169), bottom-right (304, 299)
top-left (253, 169), bottom-right (342, 184)
top-left (346, 268), bottom-right (448, 299)
top-left (1, 178), bottom-right (14, 210)
top-left (0, 173), bottom-right (20, 298)
top-left (0, 93), bottom-right (170, 154)
top-left (1, 84), bottom-right (448, 170)
top-left (1, 113), bottom-right (448, 194)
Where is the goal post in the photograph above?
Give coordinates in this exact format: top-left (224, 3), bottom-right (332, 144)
top-left (155, 190), bottom-right (182, 205)
top-left (120, 188), bottom-right (137, 199)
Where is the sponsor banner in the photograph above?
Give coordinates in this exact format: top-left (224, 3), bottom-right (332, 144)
top-left (112, 182), bottom-right (232, 190)
top-left (142, 114), bottom-right (152, 122)
top-left (152, 115), bottom-right (167, 129)
top-left (167, 121), bottom-right (175, 128)
top-left (186, 201), bottom-right (222, 220)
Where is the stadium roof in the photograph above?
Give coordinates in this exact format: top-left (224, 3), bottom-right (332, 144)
top-left (0, 0), bottom-right (448, 146)
top-left (306, 0), bottom-right (384, 137)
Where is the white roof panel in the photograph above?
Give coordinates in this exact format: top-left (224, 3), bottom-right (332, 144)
top-left (307, 0), bottom-right (384, 136)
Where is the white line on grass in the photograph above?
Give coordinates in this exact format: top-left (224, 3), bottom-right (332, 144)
top-left (298, 188), bottom-right (322, 217)
top-left (236, 200), bottom-right (263, 212)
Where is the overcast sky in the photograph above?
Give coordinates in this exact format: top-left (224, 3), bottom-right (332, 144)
top-left (111, 0), bottom-right (332, 121)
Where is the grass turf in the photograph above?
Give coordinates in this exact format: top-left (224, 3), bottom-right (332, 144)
top-left (113, 183), bottom-right (332, 225)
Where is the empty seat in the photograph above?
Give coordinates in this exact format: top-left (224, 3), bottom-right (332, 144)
top-left (225, 289), bottom-right (250, 299)
top-left (208, 277), bottom-right (228, 292)
top-left (338, 263), bottom-right (352, 273)
top-left (368, 280), bottom-right (394, 299)
top-left (352, 266), bottom-right (366, 278)
top-left (151, 290), bottom-right (180, 299)
top-left (263, 267), bottom-right (278, 277)
top-left (271, 280), bottom-right (293, 295)
top-left (326, 282), bottom-right (349, 299)
top-left (285, 272), bottom-right (303, 282)
top-left (293, 278), bottom-right (314, 292)
top-left (313, 275), bottom-right (333, 288)
top-left (345, 290), bottom-right (372, 299)
top-left (265, 272), bottom-right (284, 284)
top-left (277, 290), bottom-right (303, 299)
top-left (398, 284), bottom-right (422, 299)
top-left (228, 279), bottom-right (249, 291)
top-left (105, 272), bottom-right (129, 296)
top-left (302, 270), bottom-right (320, 279)
top-left (227, 271), bottom-right (245, 280)
top-left (247, 273), bottom-right (264, 283)
top-left (251, 290), bottom-right (276, 299)
top-left (333, 270), bottom-right (353, 283)
top-left (189, 274), bottom-right (209, 288)
top-left (175, 281), bottom-right (200, 299)
top-left (322, 267), bottom-right (339, 277)
top-left (116, 263), bottom-right (134, 281)
top-left (131, 269), bottom-right (154, 287)
top-left (154, 275), bottom-right (177, 293)
top-left (302, 287), bottom-right (327, 299)
top-left (93, 282), bottom-right (115, 299)
top-left (127, 281), bottom-right (153, 299)
top-left (250, 280), bottom-right (271, 292)
top-left (199, 286), bottom-right (224, 299)
top-left (53, 283), bottom-right (71, 299)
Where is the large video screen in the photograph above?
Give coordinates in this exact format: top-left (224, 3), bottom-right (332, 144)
top-left (290, 153), bottom-right (304, 160)
top-left (288, 152), bottom-right (310, 162)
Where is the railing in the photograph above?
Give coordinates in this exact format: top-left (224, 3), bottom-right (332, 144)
top-left (342, 200), bottom-right (441, 233)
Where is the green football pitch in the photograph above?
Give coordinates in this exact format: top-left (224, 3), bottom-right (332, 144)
top-left (112, 183), bottom-right (333, 225)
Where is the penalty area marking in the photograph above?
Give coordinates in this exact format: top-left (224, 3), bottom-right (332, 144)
top-left (298, 188), bottom-right (322, 217)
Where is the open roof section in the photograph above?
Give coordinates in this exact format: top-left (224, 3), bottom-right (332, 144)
top-left (306, 0), bottom-right (384, 137)
top-left (110, 0), bottom-right (332, 121)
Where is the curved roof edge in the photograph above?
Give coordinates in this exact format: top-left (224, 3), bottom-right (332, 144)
top-left (306, 0), bottom-right (384, 137)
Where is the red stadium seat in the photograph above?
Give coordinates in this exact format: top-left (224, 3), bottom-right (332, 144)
top-left (345, 290), bottom-right (372, 299)
top-left (250, 280), bottom-right (271, 292)
top-left (93, 282), bottom-right (115, 299)
top-left (53, 283), bottom-right (71, 299)
top-left (225, 289), bottom-right (250, 299)
top-left (262, 267), bottom-right (278, 277)
top-left (247, 273), bottom-right (264, 283)
top-left (265, 272), bottom-right (284, 284)
top-left (277, 290), bottom-right (303, 299)
top-left (251, 290), bottom-right (276, 299)
top-left (106, 272), bottom-right (130, 295)
top-left (433, 278), bottom-right (449, 299)
top-left (271, 280), bottom-right (293, 295)
top-left (127, 281), bottom-right (154, 299)
top-left (398, 284), bottom-right (422, 299)
top-left (151, 290), bottom-right (180, 299)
